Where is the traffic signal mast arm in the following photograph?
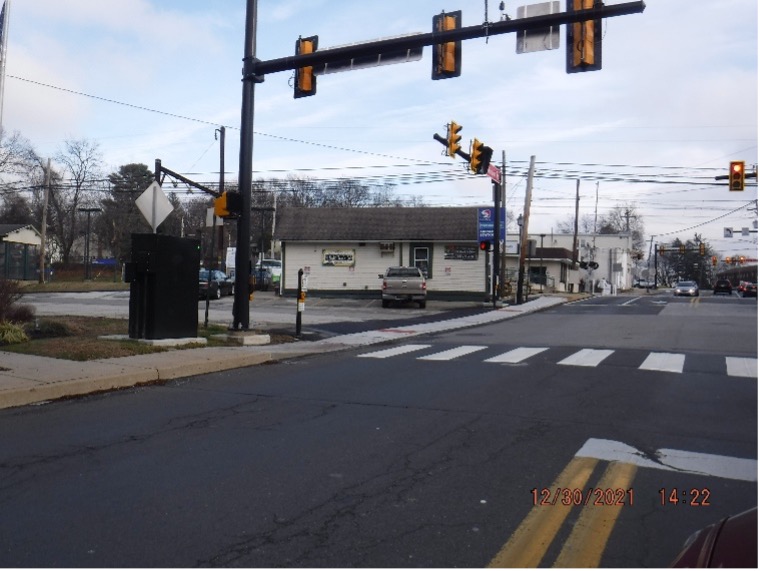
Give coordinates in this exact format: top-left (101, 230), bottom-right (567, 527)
top-left (434, 132), bottom-right (471, 163)
top-left (155, 161), bottom-right (218, 197)
top-left (248, 2), bottom-right (645, 79)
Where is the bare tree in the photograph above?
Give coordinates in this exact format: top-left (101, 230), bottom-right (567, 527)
top-left (0, 128), bottom-right (38, 176)
top-left (45, 139), bottom-right (104, 263)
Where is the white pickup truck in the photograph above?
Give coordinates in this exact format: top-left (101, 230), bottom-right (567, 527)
top-left (379, 266), bottom-right (427, 308)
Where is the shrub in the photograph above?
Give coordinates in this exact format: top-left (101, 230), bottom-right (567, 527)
top-left (25, 319), bottom-right (70, 339)
top-left (6, 303), bottom-right (35, 323)
top-left (0, 321), bottom-right (29, 345)
top-left (0, 277), bottom-right (23, 322)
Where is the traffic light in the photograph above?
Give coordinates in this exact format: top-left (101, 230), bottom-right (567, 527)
top-left (432, 11), bottom-right (462, 80)
top-left (479, 240), bottom-right (491, 252)
top-left (679, 244), bottom-right (686, 254)
top-left (711, 256), bottom-right (717, 266)
top-left (566, 0), bottom-right (603, 74)
top-left (658, 245), bottom-right (665, 256)
top-left (214, 191), bottom-right (243, 219)
top-left (729, 160), bottom-right (745, 191)
top-left (294, 35), bottom-right (318, 98)
top-left (699, 243), bottom-right (705, 256)
top-left (470, 139), bottom-right (493, 174)
top-left (447, 121), bottom-right (462, 158)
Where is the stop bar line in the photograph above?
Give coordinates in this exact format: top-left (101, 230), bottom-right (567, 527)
top-left (576, 438), bottom-right (757, 482)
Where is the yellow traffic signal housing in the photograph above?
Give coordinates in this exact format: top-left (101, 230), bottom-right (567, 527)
top-left (711, 256), bottom-right (717, 266)
top-left (214, 192), bottom-right (230, 218)
top-left (566, 0), bottom-right (603, 73)
top-left (679, 244), bottom-right (686, 254)
top-left (658, 245), bottom-right (665, 256)
top-left (447, 121), bottom-right (462, 157)
top-left (214, 191), bottom-right (243, 219)
top-left (729, 160), bottom-right (745, 191)
top-left (432, 10), bottom-right (462, 80)
top-left (470, 139), bottom-right (493, 174)
top-left (294, 35), bottom-right (318, 98)
top-left (699, 243), bottom-right (705, 256)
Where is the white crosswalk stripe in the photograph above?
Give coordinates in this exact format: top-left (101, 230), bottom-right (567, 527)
top-left (639, 352), bottom-right (685, 374)
top-left (725, 357), bottom-right (758, 378)
top-left (417, 345), bottom-right (489, 361)
top-left (357, 344), bottom-right (431, 359)
top-left (356, 345), bottom-right (757, 379)
top-left (558, 348), bottom-right (614, 367)
top-left (485, 347), bottom-right (549, 364)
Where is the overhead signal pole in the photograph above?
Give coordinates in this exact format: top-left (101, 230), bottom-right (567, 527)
top-left (233, 0), bottom-right (645, 327)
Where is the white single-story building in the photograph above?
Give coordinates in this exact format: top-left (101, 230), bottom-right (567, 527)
top-left (276, 207), bottom-right (491, 300)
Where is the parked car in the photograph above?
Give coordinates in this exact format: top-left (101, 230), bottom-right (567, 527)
top-left (741, 282), bottom-right (757, 297)
top-left (713, 279), bottom-right (733, 296)
top-left (379, 266), bottom-right (427, 308)
top-left (673, 280), bottom-right (699, 297)
top-left (254, 259), bottom-right (282, 291)
top-left (199, 269), bottom-right (234, 299)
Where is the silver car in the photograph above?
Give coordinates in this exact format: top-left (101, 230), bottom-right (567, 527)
top-left (673, 280), bottom-right (699, 297)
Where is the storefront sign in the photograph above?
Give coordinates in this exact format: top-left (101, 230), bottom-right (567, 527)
top-left (322, 249), bottom-right (355, 267)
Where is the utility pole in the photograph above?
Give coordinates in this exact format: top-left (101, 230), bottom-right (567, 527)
top-left (572, 179), bottom-right (580, 266)
top-left (516, 156), bottom-right (535, 304)
top-left (38, 158), bottom-right (50, 284)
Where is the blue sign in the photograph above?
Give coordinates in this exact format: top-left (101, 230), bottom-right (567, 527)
top-left (478, 207), bottom-right (506, 242)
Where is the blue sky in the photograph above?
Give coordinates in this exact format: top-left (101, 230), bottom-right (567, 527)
top-left (3, 0), bottom-right (758, 256)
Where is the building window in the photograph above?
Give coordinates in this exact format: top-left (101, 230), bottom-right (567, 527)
top-left (411, 243), bottom-right (432, 278)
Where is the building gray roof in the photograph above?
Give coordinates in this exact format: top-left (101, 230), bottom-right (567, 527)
top-left (276, 207), bottom-right (481, 241)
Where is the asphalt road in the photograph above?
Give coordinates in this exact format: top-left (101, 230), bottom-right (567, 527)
top-left (0, 292), bottom-right (755, 566)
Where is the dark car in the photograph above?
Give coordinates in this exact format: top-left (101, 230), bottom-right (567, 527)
top-left (741, 282), bottom-right (757, 297)
top-left (713, 279), bottom-right (733, 296)
top-left (199, 269), bottom-right (234, 299)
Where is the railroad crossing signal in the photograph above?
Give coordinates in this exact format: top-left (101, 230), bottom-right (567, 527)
top-left (729, 160), bottom-right (745, 191)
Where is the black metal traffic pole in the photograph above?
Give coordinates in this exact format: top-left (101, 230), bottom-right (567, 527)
top-left (232, 0), bottom-right (260, 331)
top-left (492, 179), bottom-right (500, 308)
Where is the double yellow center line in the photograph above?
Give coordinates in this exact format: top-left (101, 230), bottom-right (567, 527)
top-left (487, 457), bottom-right (637, 568)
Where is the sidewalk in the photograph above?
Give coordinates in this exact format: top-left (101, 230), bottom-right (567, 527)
top-left (0, 295), bottom-right (567, 410)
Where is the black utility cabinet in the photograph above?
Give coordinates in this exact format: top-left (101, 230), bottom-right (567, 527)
top-left (125, 234), bottom-right (200, 339)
